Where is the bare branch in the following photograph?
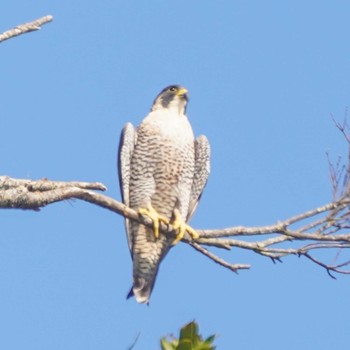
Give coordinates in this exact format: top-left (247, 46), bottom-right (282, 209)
top-left (0, 15), bottom-right (53, 43)
top-left (2, 173), bottom-right (350, 275)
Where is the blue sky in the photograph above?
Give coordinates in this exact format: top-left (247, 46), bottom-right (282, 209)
top-left (1, 1), bottom-right (350, 349)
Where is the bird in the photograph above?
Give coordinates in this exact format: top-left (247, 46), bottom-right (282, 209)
top-left (118, 85), bottom-right (210, 304)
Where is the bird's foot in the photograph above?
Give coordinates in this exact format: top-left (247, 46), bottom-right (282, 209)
top-left (171, 209), bottom-right (199, 245)
top-left (138, 204), bottom-right (169, 239)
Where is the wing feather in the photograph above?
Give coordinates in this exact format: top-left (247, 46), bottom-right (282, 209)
top-left (187, 135), bottom-right (210, 221)
top-left (118, 122), bottom-right (137, 251)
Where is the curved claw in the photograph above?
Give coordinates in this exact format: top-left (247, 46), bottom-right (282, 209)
top-left (138, 204), bottom-right (169, 239)
top-left (171, 209), bottom-right (199, 245)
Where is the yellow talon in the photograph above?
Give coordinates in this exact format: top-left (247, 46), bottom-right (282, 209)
top-left (138, 204), bottom-right (169, 239)
top-left (171, 209), bottom-right (199, 245)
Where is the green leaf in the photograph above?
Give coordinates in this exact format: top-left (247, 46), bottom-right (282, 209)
top-left (201, 335), bottom-right (216, 349)
top-left (160, 337), bottom-right (177, 350)
top-left (179, 321), bottom-right (199, 348)
top-left (160, 321), bottom-right (216, 350)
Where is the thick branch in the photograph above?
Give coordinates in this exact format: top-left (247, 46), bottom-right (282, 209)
top-left (0, 15), bottom-right (53, 43)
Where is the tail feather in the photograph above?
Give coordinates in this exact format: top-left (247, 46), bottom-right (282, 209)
top-left (127, 224), bottom-right (172, 304)
top-left (127, 277), bottom-right (155, 304)
top-left (126, 287), bottom-right (134, 300)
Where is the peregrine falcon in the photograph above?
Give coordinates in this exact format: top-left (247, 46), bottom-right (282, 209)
top-left (118, 85), bottom-right (210, 304)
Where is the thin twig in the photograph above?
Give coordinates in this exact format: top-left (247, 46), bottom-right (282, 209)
top-left (301, 252), bottom-right (350, 278)
top-left (189, 242), bottom-right (250, 272)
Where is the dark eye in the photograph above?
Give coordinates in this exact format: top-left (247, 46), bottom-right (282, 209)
top-left (169, 87), bottom-right (177, 92)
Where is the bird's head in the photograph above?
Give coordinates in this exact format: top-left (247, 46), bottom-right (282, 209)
top-left (151, 85), bottom-right (189, 114)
